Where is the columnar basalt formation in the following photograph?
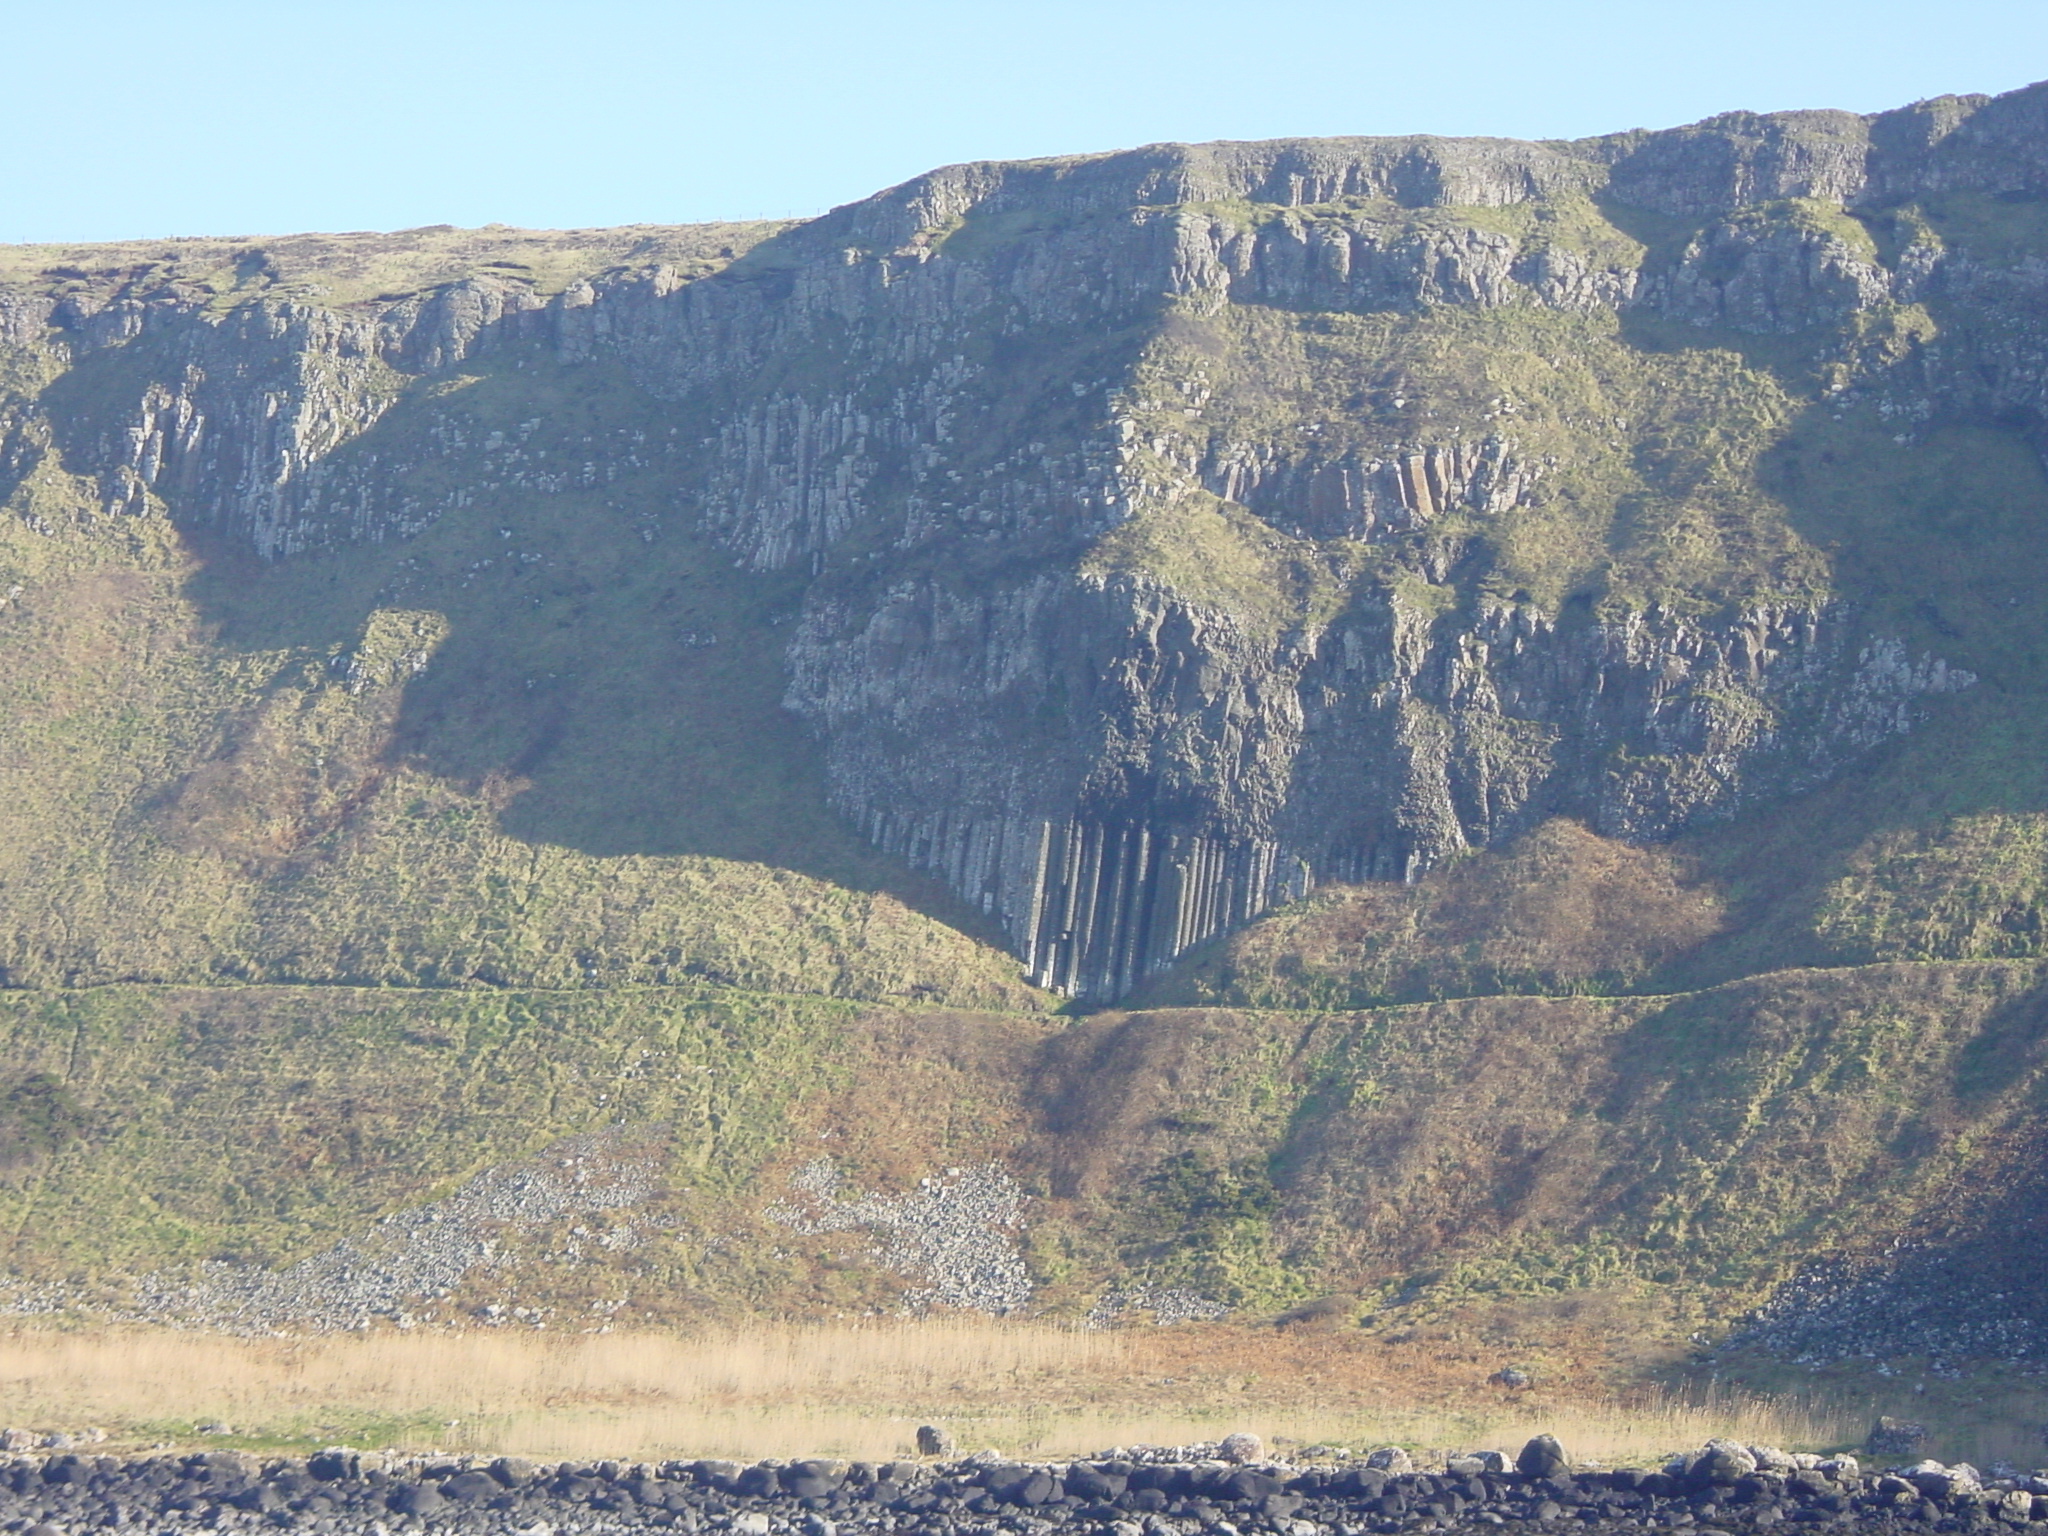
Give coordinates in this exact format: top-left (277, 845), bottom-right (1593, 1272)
top-left (7, 85), bottom-right (2048, 997)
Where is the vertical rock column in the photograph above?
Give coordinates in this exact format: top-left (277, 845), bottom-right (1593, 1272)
top-left (1019, 822), bottom-right (1310, 999)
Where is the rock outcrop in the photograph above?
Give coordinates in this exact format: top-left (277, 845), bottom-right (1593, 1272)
top-left (9, 82), bottom-right (2048, 996)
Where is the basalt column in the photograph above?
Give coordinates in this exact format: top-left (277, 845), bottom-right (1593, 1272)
top-left (1018, 822), bottom-right (1316, 1000)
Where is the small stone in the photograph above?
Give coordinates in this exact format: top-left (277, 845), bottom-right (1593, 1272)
top-left (733, 1514), bottom-right (771, 1536)
top-left (1686, 1439), bottom-right (1757, 1486)
top-left (1867, 1417), bottom-right (1929, 1460)
top-left (1517, 1435), bottom-right (1571, 1478)
top-left (443, 1470), bottom-right (500, 1501)
top-left (1219, 1433), bottom-right (1264, 1464)
top-left (1365, 1446), bottom-right (1414, 1472)
top-left (1750, 1446), bottom-right (1795, 1474)
top-left (915, 1424), bottom-right (955, 1457)
top-left (231, 1485), bottom-right (283, 1514)
top-left (309, 1449), bottom-right (361, 1482)
top-left (1490, 1367), bottom-right (1531, 1389)
top-left (390, 1483), bottom-right (446, 1516)
top-left (1915, 1469), bottom-right (1975, 1500)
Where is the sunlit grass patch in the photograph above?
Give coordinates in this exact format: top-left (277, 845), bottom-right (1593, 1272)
top-left (0, 1321), bottom-right (1856, 1466)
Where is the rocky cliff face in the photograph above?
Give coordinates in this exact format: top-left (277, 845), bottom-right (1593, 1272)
top-left (7, 83), bottom-right (2048, 997)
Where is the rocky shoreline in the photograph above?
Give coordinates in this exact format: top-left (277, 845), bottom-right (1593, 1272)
top-left (1, 1437), bottom-right (2044, 1535)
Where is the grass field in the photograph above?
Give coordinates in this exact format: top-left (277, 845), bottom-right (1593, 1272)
top-left (0, 1319), bottom-right (1860, 1468)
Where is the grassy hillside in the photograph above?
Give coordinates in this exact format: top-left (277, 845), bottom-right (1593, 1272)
top-left (0, 368), bottom-right (1040, 1007)
top-left (0, 953), bottom-right (2039, 1352)
top-left (0, 981), bottom-right (1064, 1323)
top-left (1, 310), bottom-right (2041, 1341)
top-left (1140, 820), bottom-right (1726, 1009)
top-left (7, 122), bottom-right (2048, 1375)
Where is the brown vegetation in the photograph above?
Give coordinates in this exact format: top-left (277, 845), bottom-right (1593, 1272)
top-left (0, 1319), bottom-right (1852, 1467)
top-left (1145, 821), bottom-right (1725, 1011)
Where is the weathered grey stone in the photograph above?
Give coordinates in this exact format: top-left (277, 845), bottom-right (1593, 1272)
top-left (1750, 1445), bottom-right (1797, 1474)
top-left (389, 1482), bottom-right (446, 1516)
top-left (442, 1471), bottom-right (499, 1501)
top-left (1868, 1417), bottom-right (1931, 1460)
top-left (1218, 1433), bottom-right (1264, 1464)
top-left (1516, 1435), bottom-right (1571, 1479)
top-left (489, 1457), bottom-right (537, 1487)
top-left (1684, 1439), bottom-right (1758, 1486)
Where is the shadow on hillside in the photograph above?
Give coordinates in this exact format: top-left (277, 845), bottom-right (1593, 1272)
top-left (97, 190), bottom-right (2048, 989)
top-left (1575, 226), bottom-right (2048, 987)
top-left (150, 325), bottom-right (1011, 948)
top-left (1610, 966), bottom-right (2048, 1378)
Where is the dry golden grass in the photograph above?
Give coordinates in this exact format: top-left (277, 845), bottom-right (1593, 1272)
top-left (0, 1320), bottom-right (1857, 1466)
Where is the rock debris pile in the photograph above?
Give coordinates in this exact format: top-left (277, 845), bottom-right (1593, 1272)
top-left (1, 1132), bottom-right (661, 1334)
top-left (1732, 1251), bottom-right (2047, 1367)
top-left (6, 1437), bottom-right (2048, 1536)
top-left (1085, 1286), bottom-right (1230, 1329)
top-left (766, 1160), bottom-right (1033, 1315)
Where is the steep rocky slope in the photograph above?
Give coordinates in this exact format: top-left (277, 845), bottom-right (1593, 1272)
top-left (12, 88), bottom-right (2048, 999)
top-left (6, 84), bottom-right (2048, 1359)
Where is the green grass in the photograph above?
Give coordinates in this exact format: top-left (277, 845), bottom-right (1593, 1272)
top-left (0, 982), bottom-right (862, 1275)
top-left (5, 168), bottom-right (2048, 1343)
top-left (1815, 811), bottom-right (2048, 962)
top-left (1139, 300), bottom-right (1834, 616)
top-left (1079, 488), bottom-right (1361, 639)
top-left (0, 952), bottom-right (2040, 1335)
top-left (1904, 188), bottom-right (2048, 267)
top-left (1025, 957), bottom-right (2048, 1326)
top-left (0, 221), bottom-right (792, 308)
top-left (0, 345), bottom-right (1041, 1006)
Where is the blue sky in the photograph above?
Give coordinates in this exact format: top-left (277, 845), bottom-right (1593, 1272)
top-left (10, 0), bottom-right (2045, 243)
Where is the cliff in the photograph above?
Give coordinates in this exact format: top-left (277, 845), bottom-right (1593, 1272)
top-left (7, 86), bottom-right (2048, 1378)
top-left (8, 87), bottom-right (2048, 999)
